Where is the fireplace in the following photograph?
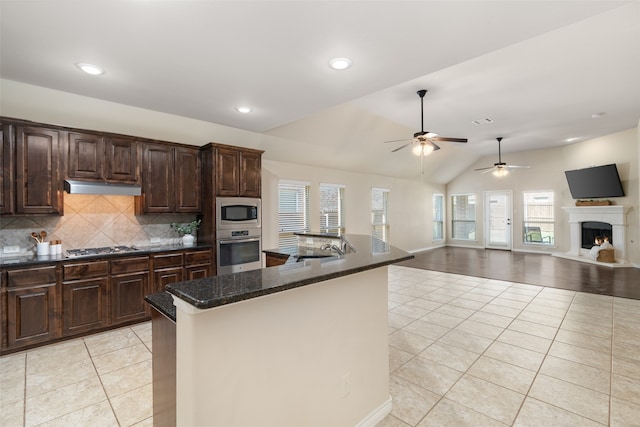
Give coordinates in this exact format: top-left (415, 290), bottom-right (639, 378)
top-left (581, 221), bottom-right (613, 249)
top-left (555, 205), bottom-right (631, 266)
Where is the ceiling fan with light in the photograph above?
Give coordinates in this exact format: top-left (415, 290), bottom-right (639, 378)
top-left (474, 137), bottom-right (530, 177)
top-left (384, 89), bottom-right (468, 157)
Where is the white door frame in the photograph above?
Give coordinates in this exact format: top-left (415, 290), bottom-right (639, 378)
top-left (484, 190), bottom-right (513, 250)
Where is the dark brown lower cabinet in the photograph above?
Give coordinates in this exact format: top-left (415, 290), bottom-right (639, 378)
top-left (5, 266), bottom-right (59, 350)
top-left (62, 260), bottom-right (109, 336)
top-left (62, 278), bottom-right (109, 336)
top-left (110, 256), bottom-right (150, 325)
top-left (184, 249), bottom-right (213, 279)
top-left (2, 248), bottom-right (211, 354)
top-left (111, 272), bottom-right (149, 325)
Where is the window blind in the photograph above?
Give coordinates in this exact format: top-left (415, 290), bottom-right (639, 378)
top-left (319, 184), bottom-right (345, 235)
top-left (371, 188), bottom-right (389, 242)
top-left (278, 181), bottom-right (310, 248)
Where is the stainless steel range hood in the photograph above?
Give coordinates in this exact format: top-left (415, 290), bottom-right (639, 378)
top-left (64, 180), bottom-right (142, 196)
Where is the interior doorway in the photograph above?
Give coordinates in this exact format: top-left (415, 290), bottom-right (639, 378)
top-left (484, 190), bottom-right (512, 250)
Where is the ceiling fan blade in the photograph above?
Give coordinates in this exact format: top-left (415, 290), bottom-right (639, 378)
top-left (384, 138), bottom-right (411, 144)
top-left (431, 142), bottom-right (441, 151)
top-left (431, 137), bottom-right (468, 143)
top-left (391, 143), bottom-right (412, 153)
top-left (479, 168), bottom-right (496, 174)
top-left (506, 165), bottom-right (531, 169)
top-left (474, 166), bottom-right (494, 172)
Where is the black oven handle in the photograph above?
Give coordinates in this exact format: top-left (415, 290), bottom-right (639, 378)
top-left (218, 238), bottom-right (261, 245)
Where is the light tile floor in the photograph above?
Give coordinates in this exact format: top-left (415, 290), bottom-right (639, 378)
top-left (2, 266), bottom-right (640, 426)
top-left (381, 266), bottom-right (640, 427)
top-left (1, 322), bottom-right (153, 426)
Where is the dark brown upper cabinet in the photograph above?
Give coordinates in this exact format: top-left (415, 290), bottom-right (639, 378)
top-left (1, 122), bottom-right (15, 214)
top-left (67, 132), bottom-right (103, 180)
top-left (215, 145), bottom-right (262, 198)
top-left (175, 146), bottom-right (201, 212)
top-left (105, 137), bottom-right (139, 183)
top-left (68, 133), bottom-right (139, 183)
top-left (15, 126), bottom-right (63, 215)
top-left (136, 143), bottom-right (200, 214)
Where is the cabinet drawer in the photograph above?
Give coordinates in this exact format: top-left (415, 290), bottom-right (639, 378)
top-left (7, 265), bottom-right (57, 287)
top-left (111, 256), bottom-right (149, 274)
top-left (153, 253), bottom-right (184, 269)
top-left (185, 249), bottom-right (212, 266)
top-left (63, 261), bottom-right (109, 281)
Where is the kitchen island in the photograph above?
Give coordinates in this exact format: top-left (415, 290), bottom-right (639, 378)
top-left (146, 234), bottom-right (413, 427)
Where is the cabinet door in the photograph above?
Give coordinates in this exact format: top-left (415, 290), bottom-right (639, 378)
top-left (105, 137), bottom-right (139, 183)
top-left (153, 268), bottom-right (183, 294)
top-left (111, 272), bottom-right (150, 325)
top-left (15, 126), bottom-right (62, 214)
top-left (185, 264), bottom-right (212, 280)
top-left (62, 278), bottom-right (109, 336)
top-left (184, 249), bottom-right (213, 279)
top-left (6, 284), bottom-right (58, 349)
top-left (239, 150), bottom-right (261, 197)
top-left (216, 147), bottom-right (239, 196)
top-left (1, 122), bottom-right (15, 214)
top-left (140, 143), bottom-right (174, 213)
top-left (67, 132), bottom-right (104, 180)
top-left (175, 147), bottom-right (201, 212)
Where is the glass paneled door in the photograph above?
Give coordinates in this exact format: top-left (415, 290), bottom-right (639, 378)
top-left (484, 191), bottom-right (512, 250)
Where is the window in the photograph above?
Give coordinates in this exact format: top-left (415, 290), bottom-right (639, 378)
top-left (319, 184), bottom-right (345, 235)
top-left (433, 193), bottom-right (444, 241)
top-left (452, 194), bottom-right (476, 240)
top-left (278, 181), bottom-right (310, 248)
top-left (371, 188), bottom-right (389, 242)
top-left (523, 191), bottom-right (555, 245)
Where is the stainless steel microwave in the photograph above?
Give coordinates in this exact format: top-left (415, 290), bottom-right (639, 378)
top-left (216, 197), bottom-right (261, 230)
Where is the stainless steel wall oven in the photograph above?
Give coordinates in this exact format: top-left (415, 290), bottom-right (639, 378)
top-left (216, 197), bottom-right (262, 274)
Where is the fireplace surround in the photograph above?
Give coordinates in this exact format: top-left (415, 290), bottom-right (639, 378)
top-left (554, 205), bottom-right (631, 266)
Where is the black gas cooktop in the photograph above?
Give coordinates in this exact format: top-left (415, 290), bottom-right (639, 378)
top-left (66, 246), bottom-right (138, 258)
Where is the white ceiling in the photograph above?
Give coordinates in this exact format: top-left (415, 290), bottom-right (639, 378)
top-left (1, 1), bottom-right (639, 183)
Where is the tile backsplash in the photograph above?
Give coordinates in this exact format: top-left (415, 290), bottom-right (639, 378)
top-left (0, 194), bottom-right (197, 256)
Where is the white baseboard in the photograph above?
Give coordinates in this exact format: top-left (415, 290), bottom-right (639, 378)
top-left (355, 396), bottom-right (392, 427)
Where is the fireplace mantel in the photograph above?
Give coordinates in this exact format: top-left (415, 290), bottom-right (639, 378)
top-left (554, 205), bottom-right (631, 267)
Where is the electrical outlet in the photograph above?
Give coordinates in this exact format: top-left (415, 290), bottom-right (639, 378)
top-left (3, 246), bottom-right (20, 254)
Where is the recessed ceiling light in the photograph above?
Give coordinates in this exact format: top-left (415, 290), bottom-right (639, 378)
top-left (75, 63), bottom-right (104, 75)
top-left (591, 112), bottom-right (606, 119)
top-left (329, 58), bottom-right (352, 70)
top-left (565, 137), bottom-right (579, 142)
top-left (235, 106), bottom-right (252, 114)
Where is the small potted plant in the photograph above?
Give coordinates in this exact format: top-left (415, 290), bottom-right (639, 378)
top-left (171, 219), bottom-right (201, 246)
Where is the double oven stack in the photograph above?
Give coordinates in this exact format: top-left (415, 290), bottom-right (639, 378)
top-left (215, 197), bottom-right (262, 275)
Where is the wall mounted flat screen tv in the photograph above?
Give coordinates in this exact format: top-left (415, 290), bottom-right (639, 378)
top-left (564, 164), bottom-right (625, 199)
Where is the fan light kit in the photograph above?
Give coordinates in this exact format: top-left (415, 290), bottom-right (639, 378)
top-left (384, 89), bottom-right (468, 157)
top-left (329, 58), bottom-right (352, 70)
top-left (76, 63), bottom-right (104, 75)
top-left (475, 137), bottom-right (531, 177)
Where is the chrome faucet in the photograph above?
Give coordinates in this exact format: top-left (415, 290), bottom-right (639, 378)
top-left (320, 243), bottom-right (344, 255)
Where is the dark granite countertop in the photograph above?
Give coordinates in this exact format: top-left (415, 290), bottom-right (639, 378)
top-left (0, 243), bottom-right (212, 268)
top-left (145, 292), bottom-right (177, 322)
top-left (159, 234), bottom-right (413, 315)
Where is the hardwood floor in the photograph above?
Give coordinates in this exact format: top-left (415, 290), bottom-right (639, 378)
top-left (399, 247), bottom-right (640, 300)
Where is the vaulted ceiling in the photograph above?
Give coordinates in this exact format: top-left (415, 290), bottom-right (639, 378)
top-left (2, 1), bottom-right (639, 183)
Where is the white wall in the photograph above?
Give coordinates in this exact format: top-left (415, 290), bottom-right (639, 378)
top-left (1, 79), bottom-right (443, 253)
top-left (446, 128), bottom-right (640, 264)
top-left (174, 268), bottom-right (391, 427)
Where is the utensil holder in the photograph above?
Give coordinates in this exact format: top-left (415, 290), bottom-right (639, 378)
top-left (36, 242), bottom-right (50, 256)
